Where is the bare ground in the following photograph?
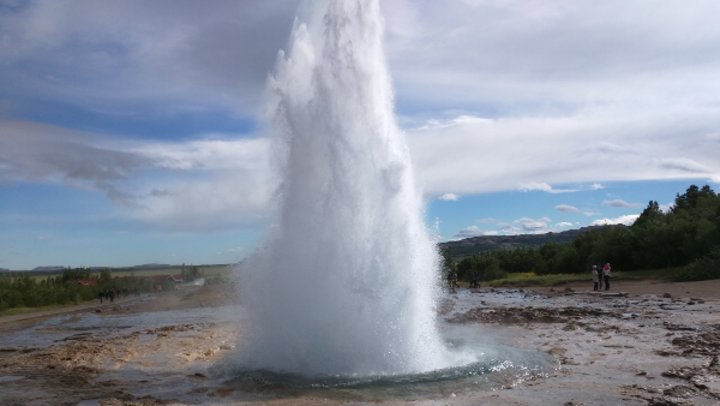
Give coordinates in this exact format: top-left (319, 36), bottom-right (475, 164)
top-left (0, 279), bottom-right (719, 405)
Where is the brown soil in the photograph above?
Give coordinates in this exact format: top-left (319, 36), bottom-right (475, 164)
top-left (533, 278), bottom-right (720, 300)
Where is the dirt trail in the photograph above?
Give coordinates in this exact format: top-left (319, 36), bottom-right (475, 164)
top-left (0, 283), bottom-right (236, 328)
top-left (0, 295), bottom-right (143, 330)
top-left (531, 278), bottom-right (720, 300)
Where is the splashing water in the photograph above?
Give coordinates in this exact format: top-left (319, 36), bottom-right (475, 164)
top-left (235, 0), bottom-right (469, 377)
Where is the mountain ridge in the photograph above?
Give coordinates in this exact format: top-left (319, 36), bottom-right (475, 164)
top-left (439, 226), bottom-right (602, 258)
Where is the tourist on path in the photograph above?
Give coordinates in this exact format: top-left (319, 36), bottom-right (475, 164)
top-left (603, 262), bottom-right (612, 290)
top-left (592, 265), bottom-right (600, 291)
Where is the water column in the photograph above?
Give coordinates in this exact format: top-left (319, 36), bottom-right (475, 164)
top-left (237, 0), bottom-right (453, 376)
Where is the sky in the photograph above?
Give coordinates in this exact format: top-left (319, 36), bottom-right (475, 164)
top-left (1, 0), bottom-right (719, 270)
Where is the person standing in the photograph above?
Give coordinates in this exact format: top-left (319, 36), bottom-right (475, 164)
top-left (446, 269), bottom-right (458, 293)
top-left (592, 265), bottom-right (600, 291)
top-left (603, 262), bottom-right (612, 291)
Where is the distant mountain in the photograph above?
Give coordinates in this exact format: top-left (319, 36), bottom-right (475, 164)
top-left (32, 266), bottom-right (65, 272)
top-left (131, 263), bottom-right (173, 269)
top-left (439, 227), bottom-right (600, 258)
top-left (1, 263), bottom-right (229, 275)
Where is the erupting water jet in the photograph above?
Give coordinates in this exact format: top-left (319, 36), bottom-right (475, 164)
top-left (235, 0), bottom-right (466, 377)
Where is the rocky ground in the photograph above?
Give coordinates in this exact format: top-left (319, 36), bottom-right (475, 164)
top-left (0, 279), bottom-right (718, 405)
top-left (444, 283), bottom-right (720, 405)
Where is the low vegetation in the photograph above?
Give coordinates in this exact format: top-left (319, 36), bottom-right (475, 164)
top-left (0, 265), bottom-right (231, 313)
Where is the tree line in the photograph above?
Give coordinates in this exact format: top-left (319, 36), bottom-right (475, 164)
top-left (443, 184), bottom-right (720, 285)
top-left (0, 266), bottom-right (206, 311)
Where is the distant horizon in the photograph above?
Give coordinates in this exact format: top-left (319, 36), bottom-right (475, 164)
top-left (0, 210), bottom-right (696, 271)
top-left (1, 262), bottom-right (233, 273)
top-left (1, 180), bottom-right (714, 270)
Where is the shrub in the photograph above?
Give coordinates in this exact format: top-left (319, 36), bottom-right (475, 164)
top-left (675, 247), bottom-right (720, 281)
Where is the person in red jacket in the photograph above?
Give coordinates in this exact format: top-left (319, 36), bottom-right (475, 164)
top-left (602, 262), bottom-right (612, 291)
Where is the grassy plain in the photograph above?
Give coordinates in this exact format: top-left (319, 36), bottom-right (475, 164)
top-left (3, 264), bottom-right (233, 281)
top-left (485, 267), bottom-right (683, 287)
top-left (107, 264), bottom-right (233, 278)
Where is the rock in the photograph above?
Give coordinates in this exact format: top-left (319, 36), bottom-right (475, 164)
top-left (662, 384), bottom-right (696, 398)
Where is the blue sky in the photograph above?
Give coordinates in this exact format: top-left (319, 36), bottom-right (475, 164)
top-left (1, 0), bottom-right (720, 270)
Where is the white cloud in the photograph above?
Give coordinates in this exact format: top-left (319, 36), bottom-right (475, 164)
top-left (438, 192), bottom-right (459, 201)
top-left (454, 225), bottom-right (483, 239)
top-left (520, 182), bottom-right (555, 193)
top-left (386, 0), bottom-right (720, 114)
top-left (134, 137), bottom-right (269, 172)
top-left (519, 182), bottom-right (552, 193)
top-left (591, 214), bottom-right (639, 226)
top-left (656, 157), bottom-right (710, 173)
top-left (0, 120), bottom-right (150, 205)
top-left (659, 202), bottom-right (674, 213)
top-left (555, 204), bottom-right (580, 213)
top-left (3, 1), bottom-right (720, 204)
top-left (453, 215), bottom-right (585, 239)
top-left (519, 182), bottom-right (577, 194)
top-left (131, 173), bottom-right (274, 231)
top-left (407, 109), bottom-right (720, 196)
top-left (0, 119), bottom-right (275, 231)
top-left (602, 199), bottom-right (642, 208)
top-left (122, 138), bottom-right (275, 230)
top-left (0, 1), bottom-right (299, 115)
top-left (515, 217), bottom-right (551, 232)
top-left (390, 1), bottom-right (720, 196)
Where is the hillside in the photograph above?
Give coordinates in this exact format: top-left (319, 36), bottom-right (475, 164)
top-left (439, 226), bottom-right (599, 258)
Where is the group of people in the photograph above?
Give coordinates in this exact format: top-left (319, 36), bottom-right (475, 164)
top-left (592, 262), bottom-right (612, 291)
top-left (98, 289), bottom-right (120, 304)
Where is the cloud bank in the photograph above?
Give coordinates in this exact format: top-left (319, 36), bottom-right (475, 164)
top-left (2, 0), bottom-right (720, 237)
top-left (0, 120), bottom-right (274, 231)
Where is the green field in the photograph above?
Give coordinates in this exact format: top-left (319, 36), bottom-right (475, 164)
top-left (106, 264), bottom-right (233, 278)
top-left (0, 264), bottom-right (235, 314)
top-left (485, 267), bottom-right (684, 287)
top-left (2, 264), bottom-right (234, 281)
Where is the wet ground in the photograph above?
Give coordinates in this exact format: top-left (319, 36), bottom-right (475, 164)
top-left (446, 286), bottom-right (720, 405)
top-left (1, 281), bottom-right (719, 405)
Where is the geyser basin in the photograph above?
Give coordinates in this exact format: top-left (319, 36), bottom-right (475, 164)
top-left (219, 319), bottom-right (552, 402)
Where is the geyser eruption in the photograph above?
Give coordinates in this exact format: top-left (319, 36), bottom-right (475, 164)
top-left (237, 0), bottom-right (458, 376)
